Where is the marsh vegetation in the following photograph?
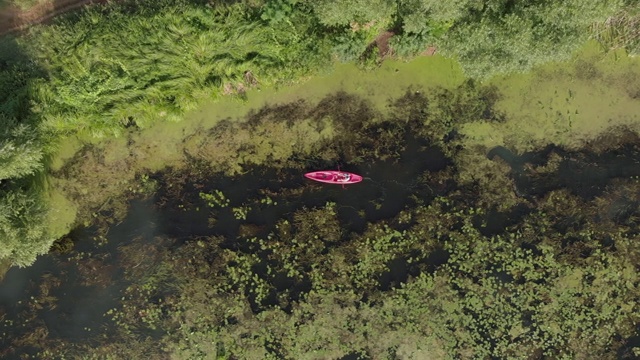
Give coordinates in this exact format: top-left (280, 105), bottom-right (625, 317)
top-left (2, 73), bottom-right (640, 358)
top-left (1, 0), bottom-right (640, 359)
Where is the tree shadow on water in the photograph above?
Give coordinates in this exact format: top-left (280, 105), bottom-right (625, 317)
top-left (488, 143), bottom-right (640, 200)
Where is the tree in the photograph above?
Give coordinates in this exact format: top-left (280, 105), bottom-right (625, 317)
top-left (0, 181), bottom-right (53, 267)
top-left (0, 35), bottom-right (52, 267)
top-left (0, 37), bottom-right (46, 180)
top-left (436, 0), bottom-right (625, 78)
top-left (397, 0), bottom-right (478, 34)
top-left (306, 0), bottom-right (396, 27)
top-left (0, 118), bottom-right (44, 181)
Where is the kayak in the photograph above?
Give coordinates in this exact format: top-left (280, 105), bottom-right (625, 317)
top-left (304, 170), bottom-right (363, 185)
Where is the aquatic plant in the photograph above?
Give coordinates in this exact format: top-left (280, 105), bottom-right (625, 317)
top-left (199, 190), bottom-right (230, 208)
top-left (3, 20), bottom-right (640, 357)
top-left (259, 195), bottom-right (277, 206)
top-left (9, 99), bottom-right (639, 360)
top-left (232, 206), bottom-right (250, 220)
top-left (127, 173), bottom-right (157, 196)
top-left (89, 175), bottom-right (637, 359)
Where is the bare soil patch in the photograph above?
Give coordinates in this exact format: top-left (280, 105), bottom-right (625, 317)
top-left (374, 30), bottom-right (395, 58)
top-left (369, 30), bottom-right (437, 59)
top-left (421, 46), bottom-right (437, 56)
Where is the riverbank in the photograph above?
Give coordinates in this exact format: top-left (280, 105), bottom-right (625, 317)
top-left (46, 42), bottom-right (640, 241)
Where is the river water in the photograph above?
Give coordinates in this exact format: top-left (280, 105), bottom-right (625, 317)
top-left (2, 45), bottom-right (640, 358)
top-left (2, 131), bottom-right (639, 357)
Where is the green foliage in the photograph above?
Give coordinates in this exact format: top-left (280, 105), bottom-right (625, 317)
top-left (306, 0), bottom-right (395, 27)
top-left (3, 2), bottom-right (640, 356)
top-left (295, 0), bottom-right (628, 78)
top-left (232, 206), bottom-right (249, 220)
top-left (97, 182), bottom-right (639, 358)
top-left (8, 77), bottom-right (640, 358)
top-left (390, 0), bottom-right (460, 57)
top-left (23, 0), bottom-right (331, 137)
top-left (388, 31), bottom-right (431, 57)
top-left (379, 200), bottom-right (639, 358)
top-left (389, 79), bottom-right (502, 150)
top-left (0, 37), bottom-right (53, 266)
top-left (0, 118), bottom-right (45, 180)
top-left (396, 0), bottom-right (468, 34)
top-left (260, 0), bottom-right (298, 25)
top-left (200, 190), bottom-right (230, 208)
top-left (331, 31), bottom-right (371, 61)
top-left (0, 182), bottom-right (53, 267)
top-left (437, 0), bottom-right (625, 78)
top-left (259, 195), bottom-right (277, 205)
top-left (8, 0), bottom-right (623, 148)
top-left (0, 37), bottom-right (42, 121)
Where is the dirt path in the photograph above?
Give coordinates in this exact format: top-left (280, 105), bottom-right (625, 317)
top-left (0, 0), bottom-right (107, 36)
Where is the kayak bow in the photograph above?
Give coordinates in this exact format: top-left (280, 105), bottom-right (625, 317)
top-left (304, 170), bottom-right (363, 185)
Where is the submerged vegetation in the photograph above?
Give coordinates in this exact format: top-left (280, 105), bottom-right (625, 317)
top-left (0, 0), bottom-right (639, 358)
top-left (2, 84), bottom-right (639, 358)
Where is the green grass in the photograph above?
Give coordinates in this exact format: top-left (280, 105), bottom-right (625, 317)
top-left (22, 0), bottom-right (331, 137)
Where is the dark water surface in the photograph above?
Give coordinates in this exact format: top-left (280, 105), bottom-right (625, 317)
top-left (1, 139), bottom-right (639, 356)
top-left (0, 200), bottom-right (158, 358)
top-left (488, 144), bottom-right (640, 199)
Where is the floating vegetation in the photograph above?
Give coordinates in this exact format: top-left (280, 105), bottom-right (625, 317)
top-left (232, 206), bottom-right (250, 221)
top-left (2, 44), bottom-right (640, 359)
top-left (199, 190), bottom-right (230, 208)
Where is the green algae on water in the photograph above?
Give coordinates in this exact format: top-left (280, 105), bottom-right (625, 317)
top-left (465, 41), bottom-right (640, 153)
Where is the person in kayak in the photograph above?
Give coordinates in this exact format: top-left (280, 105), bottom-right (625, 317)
top-left (336, 173), bottom-right (351, 182)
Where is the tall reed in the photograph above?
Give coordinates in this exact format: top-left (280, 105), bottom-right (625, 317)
top-left (24, 0), bottom-right (330, 137)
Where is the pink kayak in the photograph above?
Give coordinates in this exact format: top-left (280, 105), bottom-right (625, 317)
top-left (304, 170), bottom-right (363, 185)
